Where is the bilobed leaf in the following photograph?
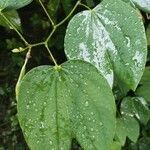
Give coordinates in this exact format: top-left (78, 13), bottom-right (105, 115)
top-left (17, 60), bottom-right (116, 150)
top-left (115, 115), bottom-right (139, 145)
top-left (0, 10), bottom-right (21, 31)
top-left (132, 0), bottom-right (150, 13)
top-left (64, 0), bottom-right (147, 91)
top-left (121, 97), bottom-right (150, 124)
top-left (0, 0), bottom-right (32, 11)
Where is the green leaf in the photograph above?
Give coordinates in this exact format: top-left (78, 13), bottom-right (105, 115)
top-left (146, 24), bottom-right (150, 46)
top-left (115, 115), bottom-right (139, 145)
top-left (139, 137), bottom-right (150, 150)
top-left (132, 0), bottom-right (150, 13)
top-left (121, 97), bottom-right (150, 124)
top-left (47, 0), bottom-right (60, 19)
top-left (86, 0), bottom-right (95, 8)
top-left (0, 10), bottom-right (21, 31)
top-left (0, 0), bottom-right (32, 11)
top-left (64, 0), bottom-right (147, 92)
top-left (110, 141), bottom-right (122, 150)
top-left (61, 0), bottom-right (73, 15)
top-left (136, 67), bottom-right (150, 104)
top-left (17, 60), bottom-right (116, 150)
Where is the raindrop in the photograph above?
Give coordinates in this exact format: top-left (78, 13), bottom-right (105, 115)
top-left (85, 101), bottom-right (89, 107)
top-left (84, 82), bottom-right (88, 85)
top-left (70, 65), bottom-right (74, 68)
top-left (100, 122), bottom-right (103, 126)
top-left (37, 140), bottom-right (40, 143)
top-left (58, 76), bottom-right (62, 81)
top-left (49, 140), bottom-right (53, 145)
top-left (91, 128), bottom-right (94, 131)
top-left (82, 134), bottom-right (85, 138)
top-left (79, 74), bottom-right (83, 78)
top-left (83, 90), bottom-right (86, 93)
top-left (40, 122), bottom-right (45, 129)
top-left (26, 105), bottom-right (29, 109)
top-left (91, 112), bottom-right (94, 115)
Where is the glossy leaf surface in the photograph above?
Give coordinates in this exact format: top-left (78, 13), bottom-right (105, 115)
top-left (0, 0), bottom-right (32, 11)
top-left (17, 60), bottom-right (116, 150)
top-left (64, 0), bottom-right (147, 91)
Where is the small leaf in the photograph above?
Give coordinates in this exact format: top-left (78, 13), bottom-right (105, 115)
top-left (121, 97), bottom-right (150, 124)
top-left (0, 10), bottom-right (21, 31)
top-left (64, 0), bottom-right (147, 92)
top-left (0, 0), bottom-right (32, 11)
top-left (115, 115), bottom-right (140, 145)
top-left (17, 60), bottom-right (116, 149)
top-left (132, 0), bottom-right (150, 13)
top-left (136, 67), bottom-right (150, 104)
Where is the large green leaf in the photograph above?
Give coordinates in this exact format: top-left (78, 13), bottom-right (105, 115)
top-left (115, 115), bottom-right (139, 145)
top-left (0, 10), bottom-right (21, 31)
top-left (121, 97), bottom-right (150, 124)
top-left (64, 0), bottom-right (147, 92)
top-left (132, 0), bottom-right (150, 13)
top-left (17, 60), bottom-right (116, 150)
top-left (0, 0), bottom-right (32, 11)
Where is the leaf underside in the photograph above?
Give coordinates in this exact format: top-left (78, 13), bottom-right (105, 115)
top-left (64, 0), bottom-right (147, 92)
top-left (17, 60), bottom-right (116, 150)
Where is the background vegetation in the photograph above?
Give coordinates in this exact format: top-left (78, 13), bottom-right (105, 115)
top-left (0, 0), bottom-right (150, 149)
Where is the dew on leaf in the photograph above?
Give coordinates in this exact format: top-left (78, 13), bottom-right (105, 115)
top-left (85, 101), bottom-right (89, 107)
top-left (135, 113), bottom-right (140, 120)
top-left (91, 128), bottom-right (94, 131)
top-left (26, 105), bottom-right (29, 109)
top-left (84, 126), bottom-right (87, 130)
top-left (125, 36), bottom-right (131, 47)
top-left (49, 140), bottom-right (53, 145)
